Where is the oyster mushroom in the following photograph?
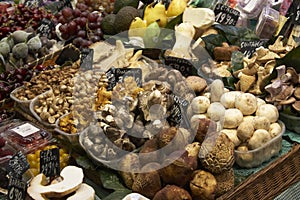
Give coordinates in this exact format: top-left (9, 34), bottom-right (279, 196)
top-left (268, 36), bottom-right (287, 53)
top-left (281, 67), bottom-right (298, 84)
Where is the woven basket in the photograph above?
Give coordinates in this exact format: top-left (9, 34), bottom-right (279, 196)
top-left (218, 143), bottom-right (300, 200)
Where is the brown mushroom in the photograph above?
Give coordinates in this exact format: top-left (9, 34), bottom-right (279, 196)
top-left (281, 67), bottom-right (299, 84)
top-left (279, 97), bottom-right (296, 105)
top-left (268, 36), bottom-right (287, 53)
top-left (292, 101), bottom-right (300, 112)
top-left (294, 87), bottom-right (300, 100)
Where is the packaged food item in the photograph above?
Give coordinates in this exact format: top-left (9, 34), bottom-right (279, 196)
top-left (237, 0), bottom-right (271, 19)
top-left (1, 121), bottom-right (52, 153)
top-left (255, 6), bottom-right (280, 39)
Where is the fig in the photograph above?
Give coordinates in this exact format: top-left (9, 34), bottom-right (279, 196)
top-left (189, 170), bottom-right (217, 200)
top-left (1, 36), bottom-right (14, 49)
top-left (0, 41), bottom-right (10, 57)
top-left (153, 185), bottom-right (192, 200)
top-left (11, 30), bottom-right (31, 43)
top-left (12, 43), bottom-right (28, 59)
top-left (27, 35), bottom-right (42, 53)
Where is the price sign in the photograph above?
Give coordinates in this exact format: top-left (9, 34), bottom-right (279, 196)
top-left (55, 45), bottom-right (80, 65)
top-left (24, 0), bottom-right (41, 8)
top-left (37, 19), bottom-right (54, 38)
top-left (164, 56), bottom-right (197, 77)
top-left (214, 3), bottom-right (240, 26)
top-left (80, 48), bottom-right (94, 70)
top-left (7, 177), bottom-right (26, 200)
top-left (106, 67), bottom-right (142, 91)
top-left (40, 148), bottom-right (60, 177)
top-left (240, 40), bottom-right (265, 58)
top-left (7, 152), bottom-right (30, 179)
top-left (167, 94), bottom-right (189, 128)
top-left (293, 4), bottom-right (300, 25)
top-left (45, 0), bottom-right (72, 14)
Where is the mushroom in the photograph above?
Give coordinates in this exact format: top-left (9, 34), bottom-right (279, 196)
top-left (237, 72), bottom-right (256, 92)
top-left (237, 121), bottom-right (255, 142)
top-left (256, 104), bottom-right (279, 123)
top-left (294, 87), bottom-right (300, 100)
top-left (220, 129), bottom-right (241, 147)
top-left (190, 96), bottom-right (210, 114)
top-left (235, 93), bottom-right (257, 115)
top-left (248, 129), bottom-right (272, 150)
top-left (27, 166), bottom-right (84, 200)
top-left (292, 101), bottom-right (300, 112)
top-left (269, 123), bottom-right (282, 138)
top-left (210, 79), bottom-right (225, 102)
top-left (206, 102), bottom-right (226, 122)
top-left (253, 116), bottom-right (271, 130)
top-left (268, 36), bottom-right (287, 53)
top-left (220, 91), bottom-right (242, 108)
top-left (67, 183), bottom-right (95, 200)
top-left (153, 185), bottom-right (192, 200)
top-left (223, 108), bottom-right (243, 129)
top-left (281, 67), bottom-right (298, 84)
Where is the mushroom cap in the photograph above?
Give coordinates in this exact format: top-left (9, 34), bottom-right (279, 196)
top-left (186, 76), bottom-right (207, 94)
top-left (292, 101), bottom-right (300, 112)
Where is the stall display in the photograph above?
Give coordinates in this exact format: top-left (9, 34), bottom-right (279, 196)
top-left (0, 0), bottom-right (300, 199)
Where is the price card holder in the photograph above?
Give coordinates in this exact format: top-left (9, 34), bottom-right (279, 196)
top-left (40, 148), bottom-right (60, 177)
top-left (37, 19), bottom-right (54, 38)
top-left (164, 56), bottom-right (198, 77)
top-left (24, 0), bottom-right (41, 8)
top-left (240, 40), bottom-right (266, 58)
top-left (106, 67), bottom-right (142, 91)
top-left (7, 177), bottom-right (27, 200)
top-left (7, 152), bottom-right (30, 179)
top-left (214, 3), bottom-right (240, 26)
top-left (167, 94), bottom-right (190, 128)
top-left (80, 48), bottom-right (94, 70)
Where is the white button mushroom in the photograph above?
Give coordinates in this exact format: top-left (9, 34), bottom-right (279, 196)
top-left (207, 102), bottom-right (226, 122)
top-left (248, 129), bottom-right (272, 150)
top-left (237, 121), bottom-right (255, 142)
top-left (235, 93), bottom-right (257, 115)
top-left (253, 116), bottom-right (270, 130)
top-left (256, 97), bottom-right (266, 108)
top-left (221, 129), bottom-right (241, 147)
top-left (223, 108), bottom-right (243, 129)
top-left (190, 96), bottom-right (211, 114)
top-left (255, 104), bottom-right (279, 123)
top-left (210, 79), bottom-right (225, 103)
top-left (220, 91), bottom-right (242, 108)
top-left (269, 123), bottom-right (282, 138)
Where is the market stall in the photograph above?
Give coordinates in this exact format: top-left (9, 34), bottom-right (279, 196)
top-left (0, 0), bottom-right (300, 199)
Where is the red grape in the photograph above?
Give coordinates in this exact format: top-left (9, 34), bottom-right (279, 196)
top-left (77, 30), bottom-right (86, 38)
top-left (62, 7), bottom-right (74, 19)
top-left (59, 24), bottom-right (68, 34)
top-left (87, 13), bottom-right (98, 23)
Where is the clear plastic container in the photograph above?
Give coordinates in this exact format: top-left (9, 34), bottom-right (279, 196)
top-left (234, 121), bottom-right (285, 168)
top-left (237, 0), bottom-right (270, 19)
top-left (1, 121), bottom-right (52, 153)
top-left (255, 6), bottom-right (280, 39)
top-left (279, 112), bottom-right (300, 134)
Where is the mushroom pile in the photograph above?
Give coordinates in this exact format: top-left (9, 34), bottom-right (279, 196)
top-left (265, 65), bottom-right (300, 114)
top-left (188, 80), bottom-right (283, 168)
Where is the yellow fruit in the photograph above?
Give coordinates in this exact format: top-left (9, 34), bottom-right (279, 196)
top-left (29, 168), bottom-right (39, 176)
top-left (128, 17), bottom-right (147, 37)
top-left (144, 2), bottom-right (167, 27)
top-left (27, 153), bottom-right (36, 162)
top-left (166, 0), bottom-right (187, 17)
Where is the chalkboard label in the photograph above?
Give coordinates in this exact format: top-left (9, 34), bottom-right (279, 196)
top-left (7, 152), bottom-right (30, 179)
top-left (167, 94), bottom-right (189, 128)
top-left (24, 0), bottom-right (41, 8)
top-left (44, 0), bottom-right (73, 14)
top-left (293, 4), bottom-right (300, 25)
top-left (240, 40), bottom-right (265, 57)
top-left (7, 177), bottom-right (26, 200)
top-left (40, 148), bottom-right (60, 177)
top-left (214, 3), bottom-right (240, 26)
top-left (80, 48), bottom-right (94, 70)
top-left (164, 56), bottom-right (197, 77)
top-left (37, 19), bottom-right (54, 38)
top-left (106, 67), bottom-right (142, 91)
top-left (55, 45), bottom-right (80, 65)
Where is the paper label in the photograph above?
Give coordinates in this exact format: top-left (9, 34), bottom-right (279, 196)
top-left (12, 123), bottom-right (40, 137)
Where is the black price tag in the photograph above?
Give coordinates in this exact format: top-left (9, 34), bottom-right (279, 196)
top-left (240, 40), bottom-right (265, 58)
top-left (115, 68), bottom-right (142, 86)
top-left (37, 19), bottom-right (54, 38)
top-left (164, 56), bottom-right (197, 77)
top-left (167, 94), bottom-right (189, 128)
top-left (40, 148), bottom-right (60, 177)
top-left (24, 0), bottom-right (41, 8)
top-left (214, 3), bottom-right (240, 26)
top-left (80, 48), bottom-right (94, 70)
top-left (7, 177), bottom-right (26, 200)
top-left (106, 67), bottom-right (142, 90)
top-left (293, 5), bottom-right (300, 25)
top-left (55, 45), bottom-right (80, 65)
top-left (45, 0), bottom-right (73, 13)
top-left (106, 67), bottom-right (116, 91)
top-left (7, 152), bottom-right (30, 179)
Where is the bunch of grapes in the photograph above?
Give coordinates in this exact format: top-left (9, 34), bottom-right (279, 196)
top-left (54, 5), bottom-right (104, 48)
top-left (77, 0), bottom-right (115, 14)
top-left (0, 4), bottom-right (53, 39)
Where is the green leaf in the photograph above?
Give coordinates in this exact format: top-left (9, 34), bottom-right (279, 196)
top-left (276, 45), bottom-right (300, 73)
top-left (222, 76), bottom-right (237, 91)
top-left (102, 189), bottom-right (132, 200)
top-left (99, 170), bottom-right (127, 191)
top-left (75, 155), bottom-right (96, 170)
top-left (201, 34), bottom-right (227, 57)
top-left (165, 14), bottom-right (182, 30)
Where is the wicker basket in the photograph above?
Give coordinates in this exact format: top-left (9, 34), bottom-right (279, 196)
top-left (218, 143), bottom-right (300, 200)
